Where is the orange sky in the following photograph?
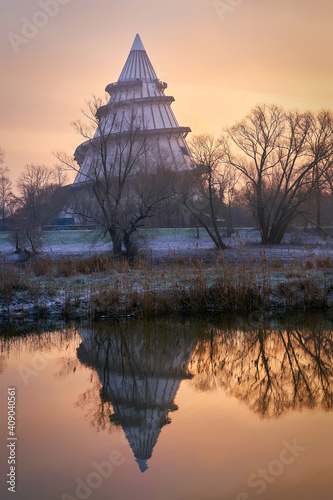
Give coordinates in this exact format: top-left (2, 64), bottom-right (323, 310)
top-left (1, 0), bottom-right (333, 184)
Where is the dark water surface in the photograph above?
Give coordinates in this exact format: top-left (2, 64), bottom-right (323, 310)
top-left (1, 315), bottom-right (333, 500)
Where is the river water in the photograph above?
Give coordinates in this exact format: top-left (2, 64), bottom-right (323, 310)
top-left (0, 315), bottom-right (333, 500)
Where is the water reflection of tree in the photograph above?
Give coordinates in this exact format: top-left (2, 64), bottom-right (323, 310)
top-left (75, 336), bottom-right (121, 433)
top-left (2, 317), bottom-right (333, 424)
top-left (190, 322), bottom-right (333, 418)
top-left (0, 355), bottom-right (7, 373)
top-left (0, 327), bottom-right (78, 363)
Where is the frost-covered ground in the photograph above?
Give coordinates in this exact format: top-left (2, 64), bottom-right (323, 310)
top-left (1, 227), bottom-right (333, 320)
top-left (141, 227), bottom-right (333, 263)
top-left (0, 230), bottom-right (110, 257)
top-left (1, 227), bottom-right (333, 262)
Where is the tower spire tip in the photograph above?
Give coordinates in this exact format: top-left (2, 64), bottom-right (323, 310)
top-left (131, 34), bottom-right (146, 52)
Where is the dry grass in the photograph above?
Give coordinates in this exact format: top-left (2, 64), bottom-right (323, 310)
top-left (2, 248), bottom-right (333, 319)
top-left (29, 253), bottom-right (151, 277)
top-left (0, 263), bottom-right (41, 304)
top-left (315, 256), bottom-right (333, 269)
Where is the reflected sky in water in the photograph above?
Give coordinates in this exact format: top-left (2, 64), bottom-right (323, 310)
top-left (1, 316), bottom-right (333, 500)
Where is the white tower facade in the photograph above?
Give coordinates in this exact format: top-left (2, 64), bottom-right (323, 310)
top-left (74, 34), bottom-right (192, 183)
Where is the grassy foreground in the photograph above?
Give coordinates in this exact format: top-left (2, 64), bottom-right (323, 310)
top-left (1, 249), bottom-right (333, 320)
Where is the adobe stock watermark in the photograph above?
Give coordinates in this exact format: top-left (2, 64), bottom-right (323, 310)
top-left (236, 439), bottom-right (307, 499)
top-left (17, 349), bottom-right (58, 385)
top-left (7, 0), bottom-right (71, 54)
top-left (213, 0), bottom-right (245, 22)
top-left (61, 450), bottom-right (125, 500)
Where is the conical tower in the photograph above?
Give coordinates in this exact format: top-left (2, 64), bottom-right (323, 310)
top-left (74, 34), bottom-right (192, 183)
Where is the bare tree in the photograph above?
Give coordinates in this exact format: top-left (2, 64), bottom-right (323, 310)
top-left (224, 166), bottom-right (239, 237)
top-left (11, 163), bottom-right (66, 254)
top-left (55, 96), bottom-right (174, 259)
top-left (225, 105), bottom-right (333, 244)
top-left (0, 148), bottom-right (13, 230)
top-left (179, 134), bottom-right (236, 250)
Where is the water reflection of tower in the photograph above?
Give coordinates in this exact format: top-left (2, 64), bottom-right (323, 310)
top-left (77, 325), bottom-right (197, 472)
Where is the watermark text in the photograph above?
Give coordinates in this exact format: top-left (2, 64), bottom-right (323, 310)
top-left (7, 0), bottom-right (71, 54)
top-left (7, 388), bottom-right (17, 493)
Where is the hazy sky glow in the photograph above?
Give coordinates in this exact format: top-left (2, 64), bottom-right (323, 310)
top-left (1, 0), bottom-right (333, 182)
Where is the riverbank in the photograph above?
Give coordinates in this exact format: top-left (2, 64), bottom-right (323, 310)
top-left (1, 233), bottom-right (333, 319)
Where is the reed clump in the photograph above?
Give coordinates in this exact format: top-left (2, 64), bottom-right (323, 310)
top-left (315, 256), bottom-right (333, 269)
top-left (29, 253), bottom-right (151, 277)
top-left (0, 263), bottom-right (40, 305)
top-left (88, 271), bottom-right (269, 319)
top-left (277, 276), bottom-right (327, 308)
top-left (2, 247), bottom-right (333, 319)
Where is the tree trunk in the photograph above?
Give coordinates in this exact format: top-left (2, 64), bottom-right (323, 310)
top-left (109, 229), bottom-right (122, 259)
top-left (316, 190), bottom-right (321, 227)
top-left (226, 202), bottom-right (232, 237)
top-left (123, 232), bottom-right (137, 261)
